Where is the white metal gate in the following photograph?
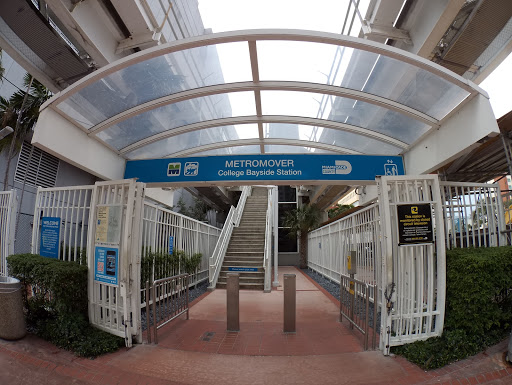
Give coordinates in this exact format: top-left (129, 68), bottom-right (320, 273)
top-left (31, 186), bottom-right (94, 262)
top-left (0, 190), bottom-right (18, 276)
top-left (87, 179), bottom-right (144, 347)
top-left (378, 175), bottom-right (446, 354)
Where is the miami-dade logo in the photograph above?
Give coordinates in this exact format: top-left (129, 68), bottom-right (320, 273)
top-left (384, 160), bottom-right (398, 176)
top-left (167, 162), bottom-right (181, 176)
top-left (322, 160), bottom-right (352, 175)
top-left (184, 162), bottom-right (199, 176)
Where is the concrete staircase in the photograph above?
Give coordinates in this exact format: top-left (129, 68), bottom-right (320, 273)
top-left (216, 187), bottom-right (268, 290)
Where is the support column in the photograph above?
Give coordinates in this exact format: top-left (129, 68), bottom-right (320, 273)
top-left (283, 274), bottom-right (296, 333)
top-left (226, 273), bottom-right (240, 332)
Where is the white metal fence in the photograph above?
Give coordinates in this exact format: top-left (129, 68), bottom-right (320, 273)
top-left (0, 190), bottom-right (18, 276)
top-left (141, 200), bottom-right (221, 288)
top-left (31, 186), bottom-right (94, 262)
top-left (308, 203), bottom-right (381, 302)
top-left (440, 181), bottom-right (506, 249)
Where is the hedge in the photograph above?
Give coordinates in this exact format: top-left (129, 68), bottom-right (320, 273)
top-left (7, 254), bottom-right (124, 357)
top-left (392, 246), bottom-right (512, 369)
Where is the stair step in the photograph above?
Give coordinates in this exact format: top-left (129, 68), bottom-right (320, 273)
top-left (227, 247), bottom-right (264, 252)
top-left (216, 282), bottom-right (264, 290)
top-left (222, 260), bottom-right (262, 267)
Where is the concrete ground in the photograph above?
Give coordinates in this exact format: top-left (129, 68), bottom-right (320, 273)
top-left (1, 266), bottom-right (511, 385)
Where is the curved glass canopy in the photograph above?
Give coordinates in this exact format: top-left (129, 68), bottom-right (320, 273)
top-left (42, 30), bottom-right (482, 160)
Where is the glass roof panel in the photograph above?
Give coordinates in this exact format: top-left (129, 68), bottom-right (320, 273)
top-left (97, 91), bottom-right (256, 150)
top-left (261, 91), bottom-right (430, 144)
top-left (264, 123), bottom-right (402, 155)
top-left (125, 124), bottom-right (259, 159)
top-left (192, 146), bottom-right (262, 156)
top-left (258, 41), bottom-right (470, 119)
top-left (56, 42), bottom-right (252, 127)
top-left (264, 145), bottom-right (337, 154)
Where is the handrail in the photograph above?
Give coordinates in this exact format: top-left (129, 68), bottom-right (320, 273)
top-left (263, 187), bottom-right (273, 292)
top-left (208, 206), bottom-right (236, 288)
top-left (208, 186), bottom-right (252, 289)
top-left (234, 186), bottom-right (252, 226)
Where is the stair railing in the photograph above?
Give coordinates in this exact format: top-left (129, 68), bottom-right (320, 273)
top-left (208, 186), bottom-right (252, 289)
top-left (263, 187), bottom-right (274, 292)
top-left (234, 186), bottom-right (252, 226)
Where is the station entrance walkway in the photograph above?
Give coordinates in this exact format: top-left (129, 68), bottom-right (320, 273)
top-left (1, 266), bottom-right (511, 384)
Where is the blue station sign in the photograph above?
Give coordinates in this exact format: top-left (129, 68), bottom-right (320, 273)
top-left (124, 154), bottom-right (404, 184)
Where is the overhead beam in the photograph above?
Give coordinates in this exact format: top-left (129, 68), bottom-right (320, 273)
top-left (404, 94), bottom-right (500, 175)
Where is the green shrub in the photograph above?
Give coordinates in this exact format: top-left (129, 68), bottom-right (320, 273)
top-left (393, 246), bottom-right (512, 369)
top-left (7, 254), bottom-right (124, 358)
top-left (141, 249), bottom-right (202, 285)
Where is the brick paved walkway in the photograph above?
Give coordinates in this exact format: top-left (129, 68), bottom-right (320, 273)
top-left (0, 266), bottom-right (510, 385)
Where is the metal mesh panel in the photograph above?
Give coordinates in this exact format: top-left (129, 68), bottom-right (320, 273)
top-left (14, 213), bottom-right (33, 255)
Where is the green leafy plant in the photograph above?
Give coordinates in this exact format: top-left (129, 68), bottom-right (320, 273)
top-left (392, 246), bottom-right (512, 369)
top-left (7, 254), bottom-right (124, 358)
top-left (328, 204), bottom-right (354, 219)
top-left (283, 204), bottom-right (321, 269)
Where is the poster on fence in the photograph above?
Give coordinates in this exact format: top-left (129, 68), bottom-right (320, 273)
top-left (397, 203), bottom-right (434, 245)
top-left (94, 246), bottom-right (119, 286)
top-left (40, 217), bottom-right (60, 258)
top-left (95, 206), bottom-right (121, 244)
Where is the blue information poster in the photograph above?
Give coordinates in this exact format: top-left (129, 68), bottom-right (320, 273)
top-left (169, 236), bottom-right (174, 255)
top-left (94, 246), bottom-right (119, 286)
top-left (40, 217), bottom-right (60, 259)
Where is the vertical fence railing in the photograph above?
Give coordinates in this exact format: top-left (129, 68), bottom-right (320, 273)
top-left (31, 186), bottom-right (94, 263)
top-left (145, 273), bottom-right (189, 344)
top-left (0, 190), bottom-right (17, 276)
top-left (308, 203), bottom-right (381, 302)
top-left (440, 181), bottom-right (505, 249)
top-left (141, 201), bottom-right (221, 308)
top-left (339, 274), bottom-right (377, 350)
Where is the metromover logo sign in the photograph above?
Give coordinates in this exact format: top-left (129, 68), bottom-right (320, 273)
top-left (321, 160), bottom-right (352, 175)
top-left (167, 162), bottom-right (181, 176)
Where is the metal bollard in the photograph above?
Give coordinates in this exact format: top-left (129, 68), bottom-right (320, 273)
top-left (283, 274), bottom-right (296, 333)
top-left (226, 273), bottom-right (240, 331)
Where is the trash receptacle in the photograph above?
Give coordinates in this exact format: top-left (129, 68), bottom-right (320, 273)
top-left (0, 276), bottom-right (26, 340)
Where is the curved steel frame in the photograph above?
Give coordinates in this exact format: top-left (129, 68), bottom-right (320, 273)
top-left (41, 29), bottom-right (485, 159)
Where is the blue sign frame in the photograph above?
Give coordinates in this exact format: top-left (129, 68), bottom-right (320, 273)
top-left (94, 246), bottom-right (119, 286)
top-left (40, 216), bottom-right (60, 259)
top-left (125, 154), bottom-right (404, 184)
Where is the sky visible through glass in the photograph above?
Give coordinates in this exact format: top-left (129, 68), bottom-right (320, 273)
top-left (198, 0), bottom-right (512, 127)
top-left (198, 0), bottom-right (371, 143)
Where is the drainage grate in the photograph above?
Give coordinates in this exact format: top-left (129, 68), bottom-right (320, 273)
top-left (202, 332), bottom-right (215, 341)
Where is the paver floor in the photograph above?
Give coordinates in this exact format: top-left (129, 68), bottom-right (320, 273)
top-left (1, 266), bottom-right (511, 385)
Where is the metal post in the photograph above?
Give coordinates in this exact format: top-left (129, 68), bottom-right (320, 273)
top-left (273, 187), bottom-right (279, 287)
top-left (186, 275), bottom-right (190, 320)
top-left (153, 282), bottom-right (158, 344)
top-left (146, 280), bottom-right (151, 343)
top-left (226, 273), bottom-right (239, 332)
top-left (283, 274), bottom-right (296, 333)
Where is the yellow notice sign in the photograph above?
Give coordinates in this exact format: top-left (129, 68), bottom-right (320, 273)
top-left (95, 206), bottom-right (121, 244)
top-left (96, 207), bottom-right (109, 243)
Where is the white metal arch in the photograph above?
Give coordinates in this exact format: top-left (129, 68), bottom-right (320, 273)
top-left (120, 115), bottom-right (409, 155)
top-left (164, 138), bottom-right (362, 157)
top-left (86, 81), bottom-right (439, 136)
top-left (43, 29), bottom-right (484, 109)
